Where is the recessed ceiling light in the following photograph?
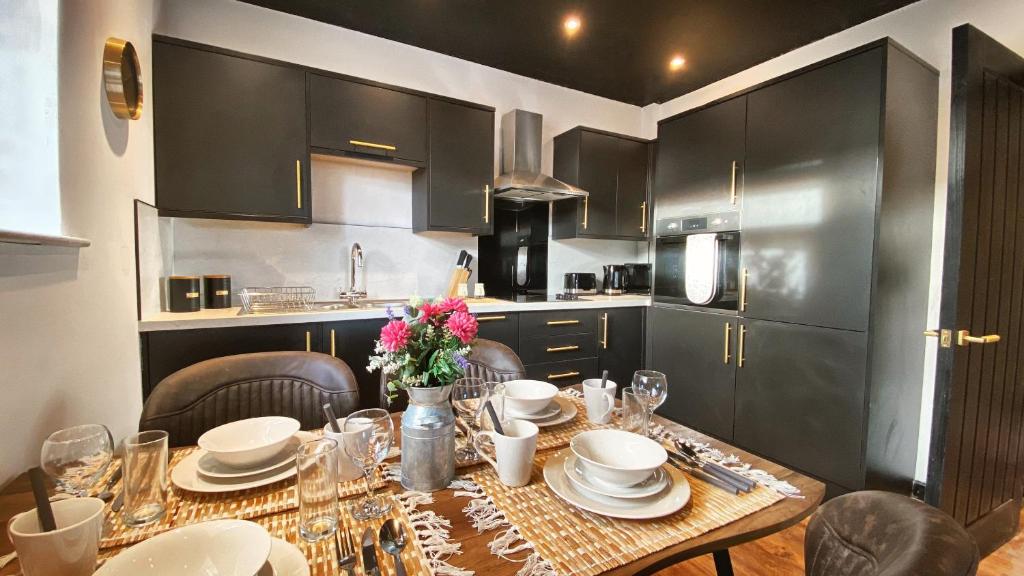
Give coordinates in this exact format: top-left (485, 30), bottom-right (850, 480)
top-left (564, 15), bottom-right (581, 36)
top-left (669, 55), bottom-right (686, 71)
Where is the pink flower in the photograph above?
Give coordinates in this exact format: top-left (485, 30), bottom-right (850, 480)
top-left (379, 320), bottom-right (412, 352)
top-left (418, 302), bottom-right (441, 321)
top-left (438, 297), bottom-right (469, 314)
top-left (446, 310), bottom-right (478, 344)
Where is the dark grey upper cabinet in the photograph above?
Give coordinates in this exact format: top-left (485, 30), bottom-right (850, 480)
top-left (651, 307), bottom-right (736, 441)
top-left (655, 95), bottom-right (746, 217)
top-left (412, 98), bottom-right (495, 234)
top-left (153, 40), bottom-right (308, 222)
top-left (309, 73), bottom-right (427, 165)
top-left (597, 307), bottom-right (645, 391)
top-left (552, 128), bottom-right (651, 240)
top-left (741, 48), bottom-right (884, 332)
top-left (733, 319), bottom-right (868, 490)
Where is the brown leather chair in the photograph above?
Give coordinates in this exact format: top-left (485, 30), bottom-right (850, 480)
top-left (140, 351), bottom-right (360, 447)
top-left (380, 339), bottom-right (526, 411)
top-left (805, 491), bottom-right (979, 576)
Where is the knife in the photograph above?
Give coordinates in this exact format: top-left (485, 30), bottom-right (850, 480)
top-left (95, 464), bottom-right (123, 501)
top-left (674, 442), bottom-right (756, 491)
top-left (361, 526), bottom-right (380, 576)
top-left (665, 457), bottom-right (739, 495)
top-left (666, 450), bottom-right (748, 493)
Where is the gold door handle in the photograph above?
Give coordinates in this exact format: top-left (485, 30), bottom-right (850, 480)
top-left (546, 319), bottom-right (580, 326)
top-left (730, 160), bottom-right (739, 205)
top-left (330, 329), bottom-right (336, 357)
top-left (640, 202), bottom-right (647, 233)
top-left (349, 139), bottom-right (396, 151)
top-left (737, 325), bottom-right (746, 368)
top-left (924, 329), bottom-right (953, 348)
top-left (582, 196), bottom-right (589, 230)
top-left (548, 371), bottom-right (580, 380)
top-left (600, 312), bottom-right (609, 349)
top-left (483, 184), bottom-right (490, 224)
top-left (957, 330), bottom-right (1001, 346)
top-left (740, 268), bottom-right (749, 312)
top-left (546, 345), bottom-right (580, 353)
top-left (723, 323), bottom-right (732, 364)
top-left (476, 315), bottom-right (507, 322)
top-left (305, 330), bottom-right (311, 352)
top-left (295, 160), bottom-right (302, 209)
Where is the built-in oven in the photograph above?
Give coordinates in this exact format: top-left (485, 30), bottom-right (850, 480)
top-left (654, 211), bottom-right (740, 310)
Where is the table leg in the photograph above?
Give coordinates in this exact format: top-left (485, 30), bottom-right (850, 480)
top-left (713, 549), bottom-right (734, 576)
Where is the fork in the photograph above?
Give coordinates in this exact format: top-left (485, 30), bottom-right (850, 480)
top-left (335, 526), bottom-right (357, 576)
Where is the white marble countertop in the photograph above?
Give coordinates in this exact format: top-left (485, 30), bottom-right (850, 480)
top-left (138, 295), bottom-right (651, 332)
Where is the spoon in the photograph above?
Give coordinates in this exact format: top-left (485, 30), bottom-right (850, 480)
top-left (379, 519), bottom-right (407, 576)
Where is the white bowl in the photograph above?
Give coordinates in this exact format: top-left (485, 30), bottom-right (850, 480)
top-left (198, 416), bottom-right (300, 468)
top-left (95, 519), bottom-right (271, 576)
top-left (569, 429), bottom-right (667, 488)
top-left (503, 380), bottom-right (559, 415)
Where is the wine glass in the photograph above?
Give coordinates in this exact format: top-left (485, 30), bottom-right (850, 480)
top-left (40, 424), bottom-right (114, 497)
top-left (343, 409), bottom-right (394, 520)
top-left (452, 378), bottom-right (489, 462)
top-left (632, 370), bottom-right (668, 437)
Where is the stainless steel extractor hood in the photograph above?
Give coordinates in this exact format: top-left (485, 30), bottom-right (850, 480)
top-left (493, 109), bottom-right (588, 202)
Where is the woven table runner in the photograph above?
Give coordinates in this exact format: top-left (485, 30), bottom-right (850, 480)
top-left (468, 450), bottom-right (785, 576)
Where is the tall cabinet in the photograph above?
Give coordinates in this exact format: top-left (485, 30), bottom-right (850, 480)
top-left (650, 39), bottom-right (939, 496)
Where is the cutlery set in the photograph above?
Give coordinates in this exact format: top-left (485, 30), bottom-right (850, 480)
top-left (334, 522), bottom-right (406, 576)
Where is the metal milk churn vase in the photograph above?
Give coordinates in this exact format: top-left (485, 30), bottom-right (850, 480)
top-left (400, 384), bottom-right (456, 491)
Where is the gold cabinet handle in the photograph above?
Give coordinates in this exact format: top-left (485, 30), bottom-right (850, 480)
top-left (723, 323), bottom-right (732, 364)
top-left (740, 268), bottom-right (749, 312)
top-left (483, 184), bottom-right (490, 224)
top-left (330, 329), bottom-right (336, 357)
top-left (295, 160), bottom-right (302, 209)
top-left (548, 371), bottom-right (580, 380)
top-left (546, 345), bottom-right (580, 353)
top-left (349, 139), bottom-right (396, 151)
top-left (600, 312), bottom-right (609, 349)
top-left (730, 160), bottom-right (739, 205)
top-left (924, 329), bottom-right (953, 348)
top-left (476, 315), bottom-right (507, 322)
top-left (957, 330), bottom-right (1001, 346)
top-left (546, 319), bottom-right (580, 326)
top-left (582, 196), bottom-right (589, 230)
top-left (737, 325), bottom-right (746, 368)
top-left (640, 201), bottom-right (647, 233)
top-left (305, 330), bottom-right (311, 352)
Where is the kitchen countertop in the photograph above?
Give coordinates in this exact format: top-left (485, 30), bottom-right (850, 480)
top-left (138, 295), bottom-right (651, 332)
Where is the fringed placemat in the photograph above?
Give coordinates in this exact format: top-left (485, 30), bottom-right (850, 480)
top-left (462, 450), bottom-right (785, 576)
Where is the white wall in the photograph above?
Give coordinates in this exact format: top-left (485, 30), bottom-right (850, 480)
top-left (0, 0), bottom-right (160, 486)
top-left (640, 0), bottom-right (1024, 482)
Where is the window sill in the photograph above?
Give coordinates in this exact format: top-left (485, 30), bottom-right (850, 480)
top-left (0, 229), bottom-right (90, 248)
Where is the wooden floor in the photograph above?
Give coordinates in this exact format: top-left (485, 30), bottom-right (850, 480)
top-left (656, 509), bottom-right (1024, 575)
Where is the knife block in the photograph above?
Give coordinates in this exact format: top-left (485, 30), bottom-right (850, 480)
top-left (444, 268), bottom-right (471, 298)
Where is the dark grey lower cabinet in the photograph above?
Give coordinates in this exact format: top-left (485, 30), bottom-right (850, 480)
top-left (597, 307), bottom-right (645, 392)
top-left (733, 319), bottom-right (867, 490)
top-left (473, 313), bottom-right (519, 351)
top-left (650, 306), bottom-right (736, 441)
top-left (321, 319), bottom-right (388, 410)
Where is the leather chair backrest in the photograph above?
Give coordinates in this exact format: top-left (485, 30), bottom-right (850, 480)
top-left (140, 351), bottom-right (360, 447)
top-left (380, 339), bottom-right (526, 411)
top-left (805, 491), bottom-right (979, 576)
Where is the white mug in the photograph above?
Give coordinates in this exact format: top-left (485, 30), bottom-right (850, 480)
top-left (7, 497), bottom-right (105, 576)
top-left (582, 378), bottom-right (617, 424)
top-left (323, 422), bottom-right (367, 482)
top-left (473, 419), bottom-right (539, 487)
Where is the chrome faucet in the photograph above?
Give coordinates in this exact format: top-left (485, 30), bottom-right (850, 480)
top-left (339, 242), bottom-right (367, 300)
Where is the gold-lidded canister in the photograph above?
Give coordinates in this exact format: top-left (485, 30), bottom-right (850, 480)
top-left (203, 275), bottom-right (232, 309)
top-left (168, 276), bottom-right (200, 313)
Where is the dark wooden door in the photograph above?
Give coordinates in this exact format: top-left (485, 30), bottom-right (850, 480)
top-left (597, 307), bottom-right (645, 392)
top-left (734, 319), bottom-right (867, 491)
top-left (654, 96), bottom-right (745, 217)
top-left (926, 24), bottom-right (1024, 556)
top-left (578, 130), bottom-right (620, 237)
top-left (650, 307), bottom-right (736, 441)
top-left (742, 48), bottom-right (883, 331)
top-left (322, 319), bottom-right (389, 410)
top-left (615, 139), bottom-right (650, 239)
top-left (153, 41), bottom-right (308, 222)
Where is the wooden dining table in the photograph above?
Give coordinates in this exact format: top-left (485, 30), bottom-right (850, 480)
top-left (0, 389), bottom-right (824, 576)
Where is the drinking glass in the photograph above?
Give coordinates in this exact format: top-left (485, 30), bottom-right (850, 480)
top-left (633, 370), bottom-right (668, 437)
top-left (296, 438), bottom-right (339, 542)
top-left (40, 424), bottom-right (114, 497)
top-left (343, 409), bottom-right (394, 520)
top-left (452, 377), bottom-right (489, 462)
top-left (479, 382), bottom-right (506, 432)
top-left (122, 430), bottom-right (169, 526)
top-left (620, 386), bottom-right (645, 433)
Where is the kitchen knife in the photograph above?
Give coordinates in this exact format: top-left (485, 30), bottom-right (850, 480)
top-left (361, 526), bottom-right (380, 576)
top-left (455, 250), bottom-right (468, 268)
top-left (463, 253), bottom-right (474, 270)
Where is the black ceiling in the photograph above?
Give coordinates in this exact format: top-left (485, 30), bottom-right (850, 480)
top-left (240, 0), bottom-right (919, 106)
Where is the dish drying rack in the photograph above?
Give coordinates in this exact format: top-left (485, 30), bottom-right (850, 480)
top-left (238, 287), bottom-right (316, 314)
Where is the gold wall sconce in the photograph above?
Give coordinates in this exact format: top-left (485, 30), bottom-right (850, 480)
top-left (103, 37), bottom-right (142, 120)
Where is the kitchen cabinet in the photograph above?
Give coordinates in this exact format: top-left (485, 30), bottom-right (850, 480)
top-left (141, 323), bottom-right (321, 399)
top-left (321, 319), bottom-right (389, 410)
top-left (654, 96), bottom-right (746, 217)
top-left (733, 319), bottom-right (867, 491)
top-left (153, 39), bottom-right (308, 222)
top-left (309, 73), bottom-right (427, 165)
top-left (412, 98), bottom-right (495, 234)
top-left (473, 312), bottom-right (519, 352)
top-left (597, 307), bottom-right (645, 393)
top-left (552, 128), bottom-right (651, 240)
top-left (650, 307), bottom-right (736, 441)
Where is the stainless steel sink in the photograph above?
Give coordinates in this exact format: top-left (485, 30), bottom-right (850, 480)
top-left (315, 299), bottom-right (407, 311)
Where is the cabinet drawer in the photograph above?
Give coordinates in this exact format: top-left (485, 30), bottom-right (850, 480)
top-left (524, 358), bottom-right (599, 388)
top-left (519, 310), bottom-right (597, 339)
top-left (519, 333), bottom-right (597, 365)
top-left (474, 313), bottom-right (518, 352)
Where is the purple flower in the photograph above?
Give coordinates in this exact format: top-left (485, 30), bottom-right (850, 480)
top-left (403, 305), bottom-right (413, 317)
top-left (385, 306), bottom-right (395, 320)
top-left (453, 352), bottom-right (469, 370)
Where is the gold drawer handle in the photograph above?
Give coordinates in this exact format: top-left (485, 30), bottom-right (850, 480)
top-left (305, 331), bottom-right (311, 352)
top-left (546, 319), bottom-right (580, 326)
top-left (640, 201), bottom-right (647, 233)
top-left (330, 329), bottom-right (336, 357)
top-left (730, 160), bottom-right (739, 205)
top-left (476, 315), bottom-right (507, 322)
top-left (295, 160), bottom-right (302, 209)
top-left (738, 325), bottom-right (746, 368)
top-left (723, 323), bottom-right (732, 364)
top-left (483, 184), bottom-right (490, 224)
top-left (349, 139), bottom-right (397, 151)
top-left (600, 312), bottom-right (608, 349)
top-left (740, 268), bottom-right (749, 312)
top-left (548, 371), bottom-right (580, 380)
top-left (957, 330), bottom-right (1001, 346)
top-left (546, 345), bottom-right (579, 353)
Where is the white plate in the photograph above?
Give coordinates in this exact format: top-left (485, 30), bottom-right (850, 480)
top-left (563, 453), bottom-right (668, 499)
top-left (95, 520), bottom-right (271, 575)
top-left (198, 435), bottom-right (302, 479)
top-left (267, 537), bottom-right (310, 576)
top-left (172, 432), bottom-right (315, 493)
top-left (543, 449), bottom-right (690, 520)
top-left (531, 396), bottom-right (577, 428)
top-left (506, 400), bottom-right (561, 421)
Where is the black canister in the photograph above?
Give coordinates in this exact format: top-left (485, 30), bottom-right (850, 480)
top-left (168, 276), bottom-right (201, 313)
top-left (203, 275), bottom-right (232, 309)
